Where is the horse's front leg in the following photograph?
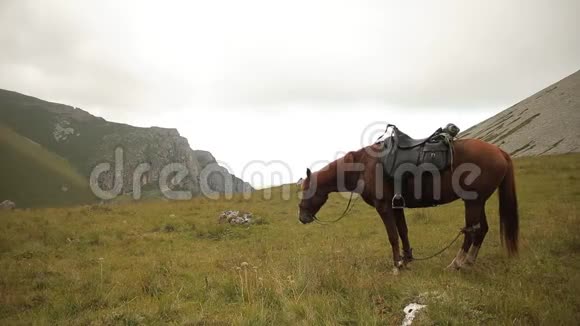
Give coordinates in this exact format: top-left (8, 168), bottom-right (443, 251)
top-left (376, 205), bottom-right (403, 271)
top-left (394, 209), bottom-right (413, 264)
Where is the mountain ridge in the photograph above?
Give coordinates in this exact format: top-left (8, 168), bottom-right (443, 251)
top-left (0, 88), bottom-right (253, 204)
top-left (460, 70), bottom-right (580, 156)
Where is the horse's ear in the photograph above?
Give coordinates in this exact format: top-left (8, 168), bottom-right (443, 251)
top-left (306, 168), bottom-right (312, 178)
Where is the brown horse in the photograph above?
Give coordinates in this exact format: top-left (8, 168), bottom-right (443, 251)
top-left (298, 138), bottom-right (519, 270)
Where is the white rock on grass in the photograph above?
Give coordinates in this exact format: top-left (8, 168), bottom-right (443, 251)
top-left (0, 200), bottom-right (16, 210)
top-left (402, 303), bottom-right (426, 326)
top-left (218, 210), bottom-right (253, 225)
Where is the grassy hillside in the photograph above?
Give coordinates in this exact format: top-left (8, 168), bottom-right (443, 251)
top-left (0, 154), bottom-right (578, 324)
top-left (0, 126), bottom-right (95, 208)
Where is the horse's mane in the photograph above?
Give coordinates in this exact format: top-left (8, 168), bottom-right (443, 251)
top-left (311, 144), bottom-right (381, 190)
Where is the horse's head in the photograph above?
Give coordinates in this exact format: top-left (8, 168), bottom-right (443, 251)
top-left (298, 168), bottom-right (328, 224)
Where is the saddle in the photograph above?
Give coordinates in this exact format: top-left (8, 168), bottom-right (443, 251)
top-left (379, 123), bottom-right (460, 209)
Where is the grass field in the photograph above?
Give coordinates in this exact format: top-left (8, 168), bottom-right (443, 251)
top-left (0, 154), bottom-right (579, 325)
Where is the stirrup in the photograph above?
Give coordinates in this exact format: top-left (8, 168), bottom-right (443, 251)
top-left (392, 193), bottom-right (406, 209)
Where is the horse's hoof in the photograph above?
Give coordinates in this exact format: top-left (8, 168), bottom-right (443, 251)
top-left (465, 253), bottom-right (478, 266)
top-left (446, 260), bottom-right (462, 271)
top-left (402, 249), bottom-right (414, 263)
top-left (392, 267), bottom-right (400, 275)
top-left (401, 253), bottom-right (413, 263)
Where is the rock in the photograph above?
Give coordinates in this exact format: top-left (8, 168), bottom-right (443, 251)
top-left (402, 303), bottom-right (426, 326)
top-left (53, 120), bottom-right (75, 142)
top-left (0, 200), bottom-right (16, 210)
top-left (86, 124), bottom-right (254, 196)
top-left (218, 210), bottom-right (253, 225)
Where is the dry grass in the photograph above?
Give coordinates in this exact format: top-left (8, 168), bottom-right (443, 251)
top-left (0, 154), bottom-right (579, 325)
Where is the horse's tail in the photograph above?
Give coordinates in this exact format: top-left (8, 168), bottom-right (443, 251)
top-left (498, 150), bottom-right (519, 255)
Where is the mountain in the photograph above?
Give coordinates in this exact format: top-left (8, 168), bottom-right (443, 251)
top-left (0, 125), bottom-right (95, 207)
top-left (460, 70), bottom-right (580, 156)
top-left (0, 89), bottom-right (252, 206)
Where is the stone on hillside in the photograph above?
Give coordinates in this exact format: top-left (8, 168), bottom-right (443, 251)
top-left (53, 120), bottom-right (75, 142)
top-left (218, 210), bottom-right (253, 225)
top-left (0, 200), bottom-right (16, 210)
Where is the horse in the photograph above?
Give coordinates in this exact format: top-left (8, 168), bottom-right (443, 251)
top-left (297, 138), bottom-right (519, 271)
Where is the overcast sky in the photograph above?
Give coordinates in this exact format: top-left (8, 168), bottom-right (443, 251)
top-left (1, 0), bottom-right (579, 187)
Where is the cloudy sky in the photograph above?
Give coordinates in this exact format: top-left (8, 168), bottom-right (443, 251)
top-left (1, 0), bottom-right (579, 187)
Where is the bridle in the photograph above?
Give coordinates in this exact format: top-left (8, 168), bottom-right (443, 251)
top-left (312, 191), bottom-right (358, 225)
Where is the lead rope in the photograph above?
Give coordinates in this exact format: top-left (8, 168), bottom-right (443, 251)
top-left (411, 230), bottom-right (462, 261)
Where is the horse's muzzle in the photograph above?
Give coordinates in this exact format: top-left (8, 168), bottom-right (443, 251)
top-left (299, 213), bottom-right (315, 224)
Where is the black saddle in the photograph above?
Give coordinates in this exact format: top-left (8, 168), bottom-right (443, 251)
top-left (396, 132), bottom-right (433, 149)
top-left (379, 123), bottom-right (460, 208)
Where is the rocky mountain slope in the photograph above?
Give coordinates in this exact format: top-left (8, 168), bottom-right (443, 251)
top-left (461, 70), bottom-right (580, 156)
top-left (0, 89), bottom-right (252, 201)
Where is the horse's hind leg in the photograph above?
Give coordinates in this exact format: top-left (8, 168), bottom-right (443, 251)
top-left (394, 209), bottom-right (413, 263)
top-left (447, 200), bottom-right (482, 269)
top-left (466, 205), bottom-right (489, 265)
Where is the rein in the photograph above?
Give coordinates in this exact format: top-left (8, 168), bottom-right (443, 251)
top-left (313, 192), bottom-right (357, 225)
top-left (412, 223), bottom-right (481, 261)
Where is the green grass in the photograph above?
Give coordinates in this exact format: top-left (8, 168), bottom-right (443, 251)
top-left (0, 126), bottom-right (96, 208)
top-left (0, 154), bottom-right (579, 325)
